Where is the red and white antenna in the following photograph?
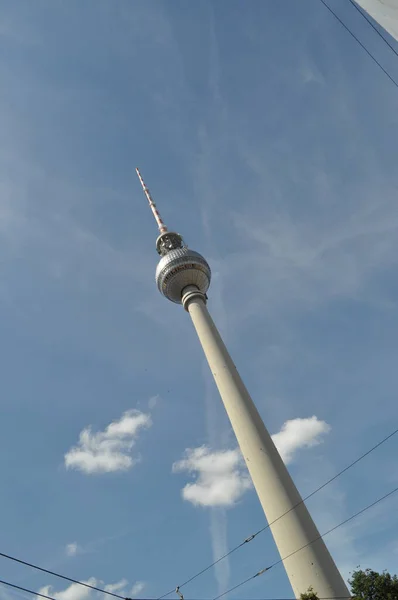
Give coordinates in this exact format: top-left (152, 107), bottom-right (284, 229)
top-left (136, 167), bottom-right (168, 234)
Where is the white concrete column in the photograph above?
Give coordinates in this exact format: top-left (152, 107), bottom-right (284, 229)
top-left (182, 287), bottom-right (349, 600)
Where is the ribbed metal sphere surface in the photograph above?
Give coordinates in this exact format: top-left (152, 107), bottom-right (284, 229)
top-left (155, 247), bottom-right (211, 303)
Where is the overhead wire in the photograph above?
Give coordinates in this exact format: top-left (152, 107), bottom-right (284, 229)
top-left (0, 554), bottom-right (131, 600)
top-left (319, 0), bottom-right (398, 89)
top-left (0, 579), bottom-right (353, 600)
top-left (213, 484), bottom-right (398, 600)
top-left (155, 426), bottom-right (398, 598)
top-left (347, 0), bottom-right (398, 60)
top-left (0, 579), bottom-right (59, 600)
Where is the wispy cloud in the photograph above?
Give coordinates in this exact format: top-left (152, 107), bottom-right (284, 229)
top-left (209, 509), bottom-right (230, 596)
top-left (226, 193), bottom-right (398, 324)
top-left (65, 410), bottom-right (152, 474)
top-left (0, 585), bottom-right (21, 600)
top-left (65, 543), bottom-right (80, 557)
top-left (129, 582), bottom-right (145, 598)
top-left (148, 395), bottom-right (160, 410)
top-left (104, 580), bottom-right (128, 594)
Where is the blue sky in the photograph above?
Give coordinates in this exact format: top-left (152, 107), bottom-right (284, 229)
top-left (1, 1), bottom-right (398, 600)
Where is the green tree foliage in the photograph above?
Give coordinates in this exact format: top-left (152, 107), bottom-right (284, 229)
top-left (300, 587), bottom-right (319, 600)
top-left (299, 569), bottom-right (398, 599)
top-left (349, 568), bottom-right (398, 600)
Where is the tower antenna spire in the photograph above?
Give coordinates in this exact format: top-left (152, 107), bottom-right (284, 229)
top-left (136, 167), bottom-right (168, 234)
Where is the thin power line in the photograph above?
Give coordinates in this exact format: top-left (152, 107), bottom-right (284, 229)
top-left (348, 0), bottom-right (398, 60)
top-left (319, 0), bottom-right (398, 89)
top-left (213, 484), bottom-right (398, 600)
top-left (0, 579), bottom-right (352, 600)
top-left (0, 554), bottom-right (130, 600)
top-left (0, 579), bottom-right (58, 600)
top-left (156, 426), bottom-right (398, 598)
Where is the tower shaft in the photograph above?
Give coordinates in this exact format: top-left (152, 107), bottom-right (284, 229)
top-left (182, 286), bottom-right (350, 600)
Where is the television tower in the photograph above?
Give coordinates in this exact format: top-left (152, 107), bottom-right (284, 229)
top-left (136, 168), bottom-right (350, 600)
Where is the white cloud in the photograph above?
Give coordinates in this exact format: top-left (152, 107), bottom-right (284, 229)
top-left (64, 410), bottom-right (152, 474)
top-left (271, 416), bottom-right (331, 464)
top-left (148, 395), bottom-right (159, 410)
top-left (104, 580), bottom-right (128, 594)
top-left (202, 375), bottom-right (233, 594)
top-left (36, 580), bottom-right (145, 600)
top-left (173, 416), bottom-right (330, 508)
top-left (172, 446), bottom-right (252, 508)
top-left (0, 588), bottom-right (13, 600)
top-left (37, 580), bottom-right (142, 600)
top-left (65, 542), bottom-right (79, 557)
top-left (38, 580), bottom-right (97, 600)
top-left (130, 582), bottom-right (145, 597)
top-left (210, 509), bottom-right (230, 595)
top-left (225, 182), bottom-right (398, 326)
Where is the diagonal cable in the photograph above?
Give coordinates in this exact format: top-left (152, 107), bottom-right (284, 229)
top-left (348, 0), bottom-right (398, 60)
top-left (0, 579), bottom-right (60, 600)
top-left (0, 554), bottom-right (131, 600)
top-left (213, 485), bottom-right (398, 600)
top-left (319, 0), bottom-right (398, 89)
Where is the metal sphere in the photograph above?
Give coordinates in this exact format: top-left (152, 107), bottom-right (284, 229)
top-left (155, 246), bottom-right (211, 304)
